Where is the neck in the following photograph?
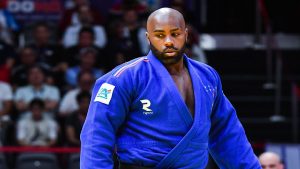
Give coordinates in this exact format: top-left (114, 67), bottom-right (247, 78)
top-left (36, 41), bottom-right (47, 46)
top-left (81, 64), bottom-right (92, 71)
top-left (32, 84), bottom-right (43, 90)
top-left (164, 57), bottom-right (186, 76)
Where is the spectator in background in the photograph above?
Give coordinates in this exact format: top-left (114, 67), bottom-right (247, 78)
top-left (16, 98), bottom-right (58, 147)
top-left (64, 27), bottom-right (105, 68)
top-left (29, 22), bottom-right (64, 70)
top-left (28, 22), bottom-right (65, 87)
top-left (0, 4), bottom-right (20, 45)
top-left (0, 1), bottom-right (17, 83)
top-left (65, 91), bottom-right (91, 146)
top-left (0, 81), bottom-right (14, 148)
top-left (104, 20), bottom-right (129, 70)
top-left (59, 0), bottom-right (104, 33)
top-left (169, 0), bottom-right (195, 28)
top-left (11, 46), bottom-right (51, 88)
top-left (185, 24), bottom-right (207, 64)
top-left (0, 38), bottom-right (16, 82)
top-left (110, 0), bottom-right (147, 16)
top-left (259, 152), bottom-right (284, 169)
top-left (0, 81), bottom-right (13, 122)
top-left (65, 47), bottom-right (104, 88)
top-left (14, 65), bottom-right (60, 114)
top-left (121, 8), bottom-right (149, 59)
top-left (59, 71), bottom-right (94, 117)
top-left (62, 4), bottom-right (106, 48)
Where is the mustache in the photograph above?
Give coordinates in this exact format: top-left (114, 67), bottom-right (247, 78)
top-left (163, 46), bottom-right (178, 52)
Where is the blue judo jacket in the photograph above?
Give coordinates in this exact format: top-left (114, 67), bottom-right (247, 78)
top-left (80, 51), bottom-right (261, 169)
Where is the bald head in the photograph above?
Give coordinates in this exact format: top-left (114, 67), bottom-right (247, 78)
top-left (145, 8), bottom-right (188, 65)
top-left (259, 152), bottom-right (284, 169)
top-left (147, 8), bottom-right (186, 31)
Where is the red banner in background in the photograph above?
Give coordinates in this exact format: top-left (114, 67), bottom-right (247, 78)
top-left (0, 146), bottom-right (80, 153)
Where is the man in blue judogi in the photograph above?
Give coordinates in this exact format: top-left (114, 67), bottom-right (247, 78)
top-left (80, 8), bottom-right (261, 169)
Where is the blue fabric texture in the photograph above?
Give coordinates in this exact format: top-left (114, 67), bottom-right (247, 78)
top-left (80, 51), bottom-right (261, 169)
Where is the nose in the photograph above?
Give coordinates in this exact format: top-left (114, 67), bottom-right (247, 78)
top-left (164, 36), bottom-right (173, 47)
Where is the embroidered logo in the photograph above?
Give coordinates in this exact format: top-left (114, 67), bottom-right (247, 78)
top-left (140, 99), bottom-right (153, 115)
top-left (94, 83), bottom-right (115, 105)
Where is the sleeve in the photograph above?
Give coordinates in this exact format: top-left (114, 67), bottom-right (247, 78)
top-left (48, 120), bottom-right (58, 140)
top-left (94, 26), bottom-right (107, 48)
top-left (208, 69), bottom-right (261, 169)
top-left (16, 120), bottom-right (27, 143)
top-left (2, 83), bottom-right (13, 100)
top-left (80, 78), bottom-right (131, 169)
top-left (48, 87), bottom-right (60, 101)
top-left (59, 92), bottom-right (78, 114)
top-left (14, 88), bottom-right (24, 102)
top-left (62, 27), bottom-right (77, 48)
top-left (4, 10), bottom-right (20, 31)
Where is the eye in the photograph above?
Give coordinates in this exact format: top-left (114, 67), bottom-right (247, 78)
top-left (172, 32), bottom-right (180, 37)
top-left (155, 34), bottom-right (165, 38)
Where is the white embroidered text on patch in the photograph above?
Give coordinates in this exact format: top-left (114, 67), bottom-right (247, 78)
top-left (94, 83), bottom-right (115, 105)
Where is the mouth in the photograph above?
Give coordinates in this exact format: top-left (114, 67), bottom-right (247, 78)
top-left (164, 51), bottom-right (177, 56)
top-left (164, 49), bottom-right (177, 53)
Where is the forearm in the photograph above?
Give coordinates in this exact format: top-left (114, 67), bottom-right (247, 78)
top-left (68, 138), bottom-right (81, 146)
top-left (17, 140), bottom-right (30, 146)
top-left (47, 139), bottom-right (57, 147)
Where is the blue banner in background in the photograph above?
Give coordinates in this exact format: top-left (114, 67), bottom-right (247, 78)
top-left (3, 0), bottom-right (64, 26)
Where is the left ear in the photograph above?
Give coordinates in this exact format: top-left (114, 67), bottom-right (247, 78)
top-left (145, 32), bottom-right (150, 44)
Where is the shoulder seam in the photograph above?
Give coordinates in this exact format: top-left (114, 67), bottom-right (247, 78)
top-left (113, 57), bottom-right (146, 77)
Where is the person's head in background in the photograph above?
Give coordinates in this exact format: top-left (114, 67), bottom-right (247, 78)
top-left (29, 98), bottom-right (45, 121)
top-left (18, 46), bottom-right (37, 66)
top-left (78, 5), bottom-right (94, 25)
top-left (73, 0), bottom-right (89, 7)
top-left (27, 65), bottom-right (46, 87)
top-left (259, 152), bottom-right (284, 169)
top-left (79, 47), bottom-right (97, 70)
top-left (77, 70), bottom-right (95, 92)
top-left (76, 90), bottom-right (91, 117)
top-left (78, 26), bottom-right (95, 47)
top-left (123, 8), bottom-right (139, 27)
top-left (108, 20), bottom-right (125, 39)
top-left (33, 22), bottom-right (51, 46)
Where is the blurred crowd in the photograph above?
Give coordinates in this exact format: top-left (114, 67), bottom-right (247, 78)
top-left (0, 0), bottom-right (206, 150)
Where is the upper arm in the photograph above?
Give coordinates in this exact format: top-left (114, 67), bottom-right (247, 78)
top-left (80, 76), bottom-right (132, 169)
top-left (208, 69), bottom-right (260, 168)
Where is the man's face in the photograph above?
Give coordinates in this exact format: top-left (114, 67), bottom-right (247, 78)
top-left (80, 52), bottom-right (96, 68)
top-left (79, 32), bottom-right (94, 47)
top-left (79, 73), bottom-right (94, 91)
top-left (34, 25), bottom-right (50, 44)
top-left (146, 15), bottom-right (187, 65)
top-left (79, 5), bottom-right (93, 24)
top-left (31, 105), bottom-right (43, 121)
top-left (20, 48), bottom-right (36, 65)
top-left (28, 67), bottom-right (45, 86)
top-left (123, 10), bottom-right (138, 25)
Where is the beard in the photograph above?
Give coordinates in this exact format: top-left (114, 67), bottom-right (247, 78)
top-left (150, 42), bottom-right (186, 65)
